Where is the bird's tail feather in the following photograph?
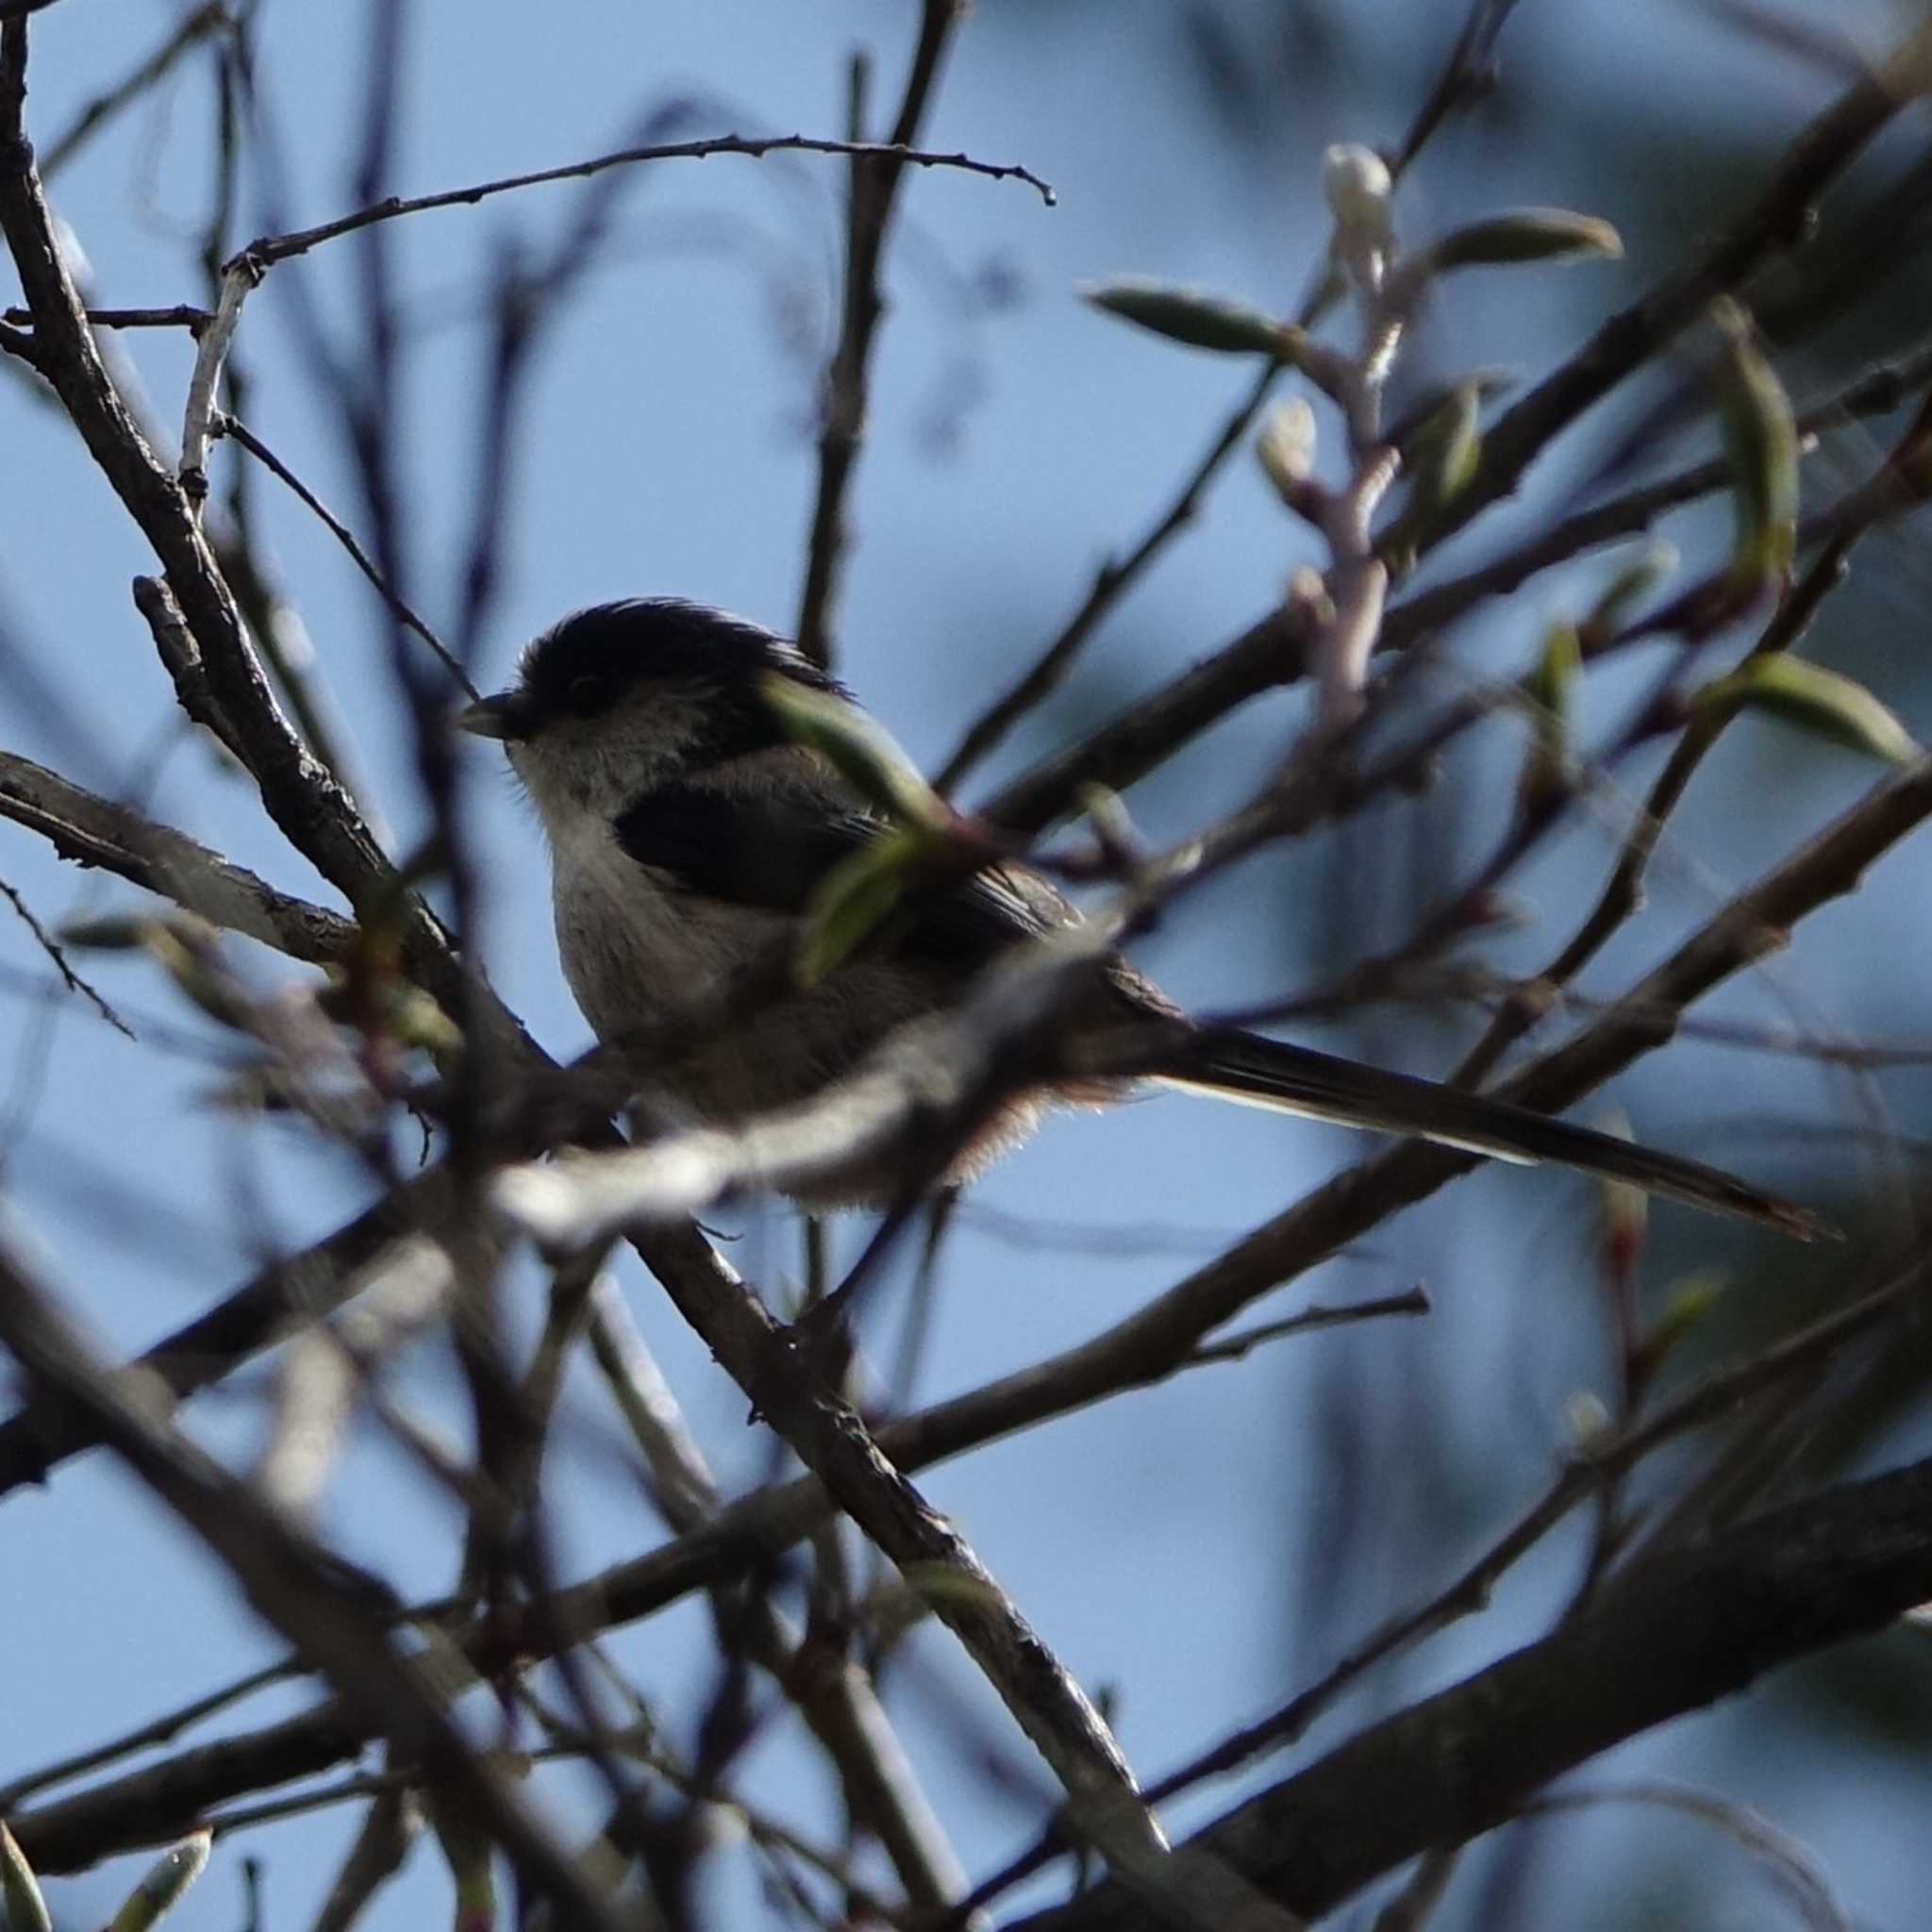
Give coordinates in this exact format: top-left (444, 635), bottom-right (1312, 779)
top-left (1158, 1031), bottom-right (1825, 1241)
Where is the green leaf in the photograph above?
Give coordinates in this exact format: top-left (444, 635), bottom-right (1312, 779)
top-left (759, 675), bottom-right (949, 831)
top-left (0, 1823), bottom-right (52, 1932)
top-left (1516, 622), bottom-right (1582, 811)
top-left (1379, 379), bottom-right (1483, 567)
top-left (1630, 1270), bottom-right (1729, 1397)
top-left (1422, 208), bottom-right (1623, 274)
top-left (1389, 371), bottom-right (1513, 457)
top-left (1406, 379), bottom-right (1482, 505)
top-left (317, 977), bottom-right (464, 1061)
top-left (1710, 298), bottom-right (1798, 586)
top-left (1578, 542), bottom-right (1677, 651)
top-left (797, 828), bottom-right (929, 986)
top-left (1699, 654), bottom-right (1920, 765)
top-left (1081, 279), bottom-right (1297, 358)
top-left (105, 1832), bottom-right (211, 1932)
top-left (56, 913), bottom-right (153, 951)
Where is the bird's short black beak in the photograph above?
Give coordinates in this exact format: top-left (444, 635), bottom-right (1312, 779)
top-left (456, 691), bottom-right (534, 742)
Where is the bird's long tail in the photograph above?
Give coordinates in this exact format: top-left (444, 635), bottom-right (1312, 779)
top-left (1157, 1030), bottom-right (1825, 1241)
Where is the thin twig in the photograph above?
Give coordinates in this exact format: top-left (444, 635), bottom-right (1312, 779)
top-left (0, 1235), bottom-right (633, 1932)
top-left (975, 330), bottom-right (1932, 835)
top-left (0, 747), bottom-right (355, 964)
top-left (178, 258), bottom-right (258, 504)
top-left (794, 0), bottom-right (970, 668)
top-left (215, 410), bottom-right (474, 697)
top-left (587, 1280), bottom-right (976, 1917)
top-left (1391, 0), bottom-right (1524, 170)
top-left (39, 2), bottom-right (231, 179)
top-left (1452, 476), bottom-right (1876, 1093)
top-left (1, 304), bottom-right (212, 331)
top-left (634, 1211), bottom-right (1171, 1860)
top-left (0, 872), bottom-right (133, 1036)
top-left (0, 1257), bottom-right (1424, 1870)
top-left (937, 358), bottom-right (1285, 792)
top-left (1516, 1783), bottom-right (1851, 1932)
top-left (232, 126), bottom-right (1052, 275)
top-left (1156, 1264), bottom-right (1924, 1803)
top-left (1182, 1288), bottom-right (1430, 1368)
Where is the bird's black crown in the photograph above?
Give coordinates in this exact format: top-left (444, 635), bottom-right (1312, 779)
top-left (513, 598), bottom-right (848, 765)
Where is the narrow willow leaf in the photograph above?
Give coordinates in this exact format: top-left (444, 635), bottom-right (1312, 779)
top-left (798, 829), bottom-right (929, 986)
top-left (326, 980), bottom-right (464, 1061)
top-left (1701, 654), bottom-right (1919, 765)
top-left (1380, 380), bottom-right (1483, 566)
top-left (56, 912), bottom-right (153, 951)
top-left (0, 1824), bottom-right (53, 1932)
top-left (1389, 370), bottom-right (1513, 457)
top-left (1424, 208), bottom-right (1623, 273)
top-left (144, 923), bottom-right (251, 1030)
top-left (1636, 1271), bottom-right (1728, 1386)
top-left (760, 674), bottom-right (949, 830)
top-left (1517, 622), bottom-right (1582, 811)
top-left (1579, 542), bottom-right (1678, 651)
top-left (1080, 279), bottom-right (1295, 358)
top-left (1406, 379), bottom-right (1482, 506)
top-left (105, 1831), bottom-right (212, 1932)
top-left (1710, 298), bottom-right (1798, 585)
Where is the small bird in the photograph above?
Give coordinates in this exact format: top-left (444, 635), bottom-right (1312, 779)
top-left (459, 598), bottom-right (1819, 1238)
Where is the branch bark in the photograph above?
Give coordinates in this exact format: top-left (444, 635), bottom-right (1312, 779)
top-left (1008, 1453), bottom-right (1932, 1928)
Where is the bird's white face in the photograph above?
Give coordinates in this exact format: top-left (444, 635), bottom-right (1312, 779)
top-left (463, 614), bottom-right (856, 892)
top-left (500, 678), bottom-right (720, 832)
top-left (457, 596), bottom-right (842, 839)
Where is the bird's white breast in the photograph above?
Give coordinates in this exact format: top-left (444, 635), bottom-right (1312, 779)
top-left (543, 808), bottom-right (777, 1048)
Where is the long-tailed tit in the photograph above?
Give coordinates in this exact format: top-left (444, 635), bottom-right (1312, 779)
top-left (458, 598), bottom-right (1819, 1239)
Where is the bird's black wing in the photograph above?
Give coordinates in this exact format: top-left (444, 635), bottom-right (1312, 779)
top-left (612, 789), bottom-right (1825, 1240)
top-left (613, 782), bottom-right (1061, 974)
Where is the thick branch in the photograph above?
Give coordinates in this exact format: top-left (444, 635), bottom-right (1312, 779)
top-left (1008, 1455), bottom-right (1932, 1928)
top-left (0, 747), bottom-right (355, 965)
top-left (0, 34), bottom-right (394, 923)
top-left (636, 1236), bottom-right (1163, 1856)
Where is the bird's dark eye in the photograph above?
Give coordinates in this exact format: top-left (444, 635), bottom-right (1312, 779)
top-left (566, 674), bottom-right (612, 716)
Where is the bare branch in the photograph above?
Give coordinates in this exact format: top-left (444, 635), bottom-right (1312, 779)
top-left (793, 0), bottom-right (971, 668)
top-left (0, 746), bottom-right (354, 964)
top-left (237, 126), bottom-right (1051, 277)
top-left (0, 871), bottom-right (132, 1035)
top-left (978, 333), bottom-right (1932, 836)
top-left (215, 411), bottom-right (474, 699)
top-left (39, 2), bottom-right (231, 179)
top-left (936, 358), bottom-right (1285, 794)
top-left (1009, 1452), bottom-right (1932, 1929)
top-left (1, 304), bottom-right (212, 331)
